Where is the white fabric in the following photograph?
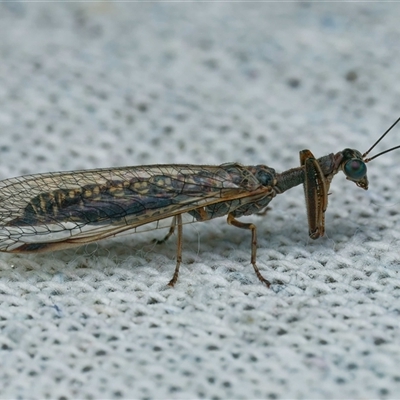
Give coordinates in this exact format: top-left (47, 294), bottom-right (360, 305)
top-left (0, 3), bottom-right (400, 399)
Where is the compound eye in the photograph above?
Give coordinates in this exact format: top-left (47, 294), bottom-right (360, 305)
top-left (344, 159), bottom-right (367, 180)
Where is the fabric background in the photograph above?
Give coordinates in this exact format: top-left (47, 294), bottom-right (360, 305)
top-left (1, 3), bottom-right (400, 399)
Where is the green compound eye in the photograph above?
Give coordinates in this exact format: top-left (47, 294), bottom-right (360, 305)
top-left (344, 159), bottom-right (367, 180)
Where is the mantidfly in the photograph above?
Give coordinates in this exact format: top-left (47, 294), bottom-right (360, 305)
top-left (0, 118), bottom-right (399, 287)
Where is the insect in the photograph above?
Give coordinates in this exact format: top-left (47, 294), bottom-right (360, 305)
top-left (0, 118), bottom-right (399, 287)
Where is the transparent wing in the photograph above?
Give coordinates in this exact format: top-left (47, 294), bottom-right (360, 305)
top-left (0, 163), bottom-right (262, 252)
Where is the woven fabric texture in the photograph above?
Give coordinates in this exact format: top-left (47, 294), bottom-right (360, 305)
top-left (0, 3), bottom-right (400, 399)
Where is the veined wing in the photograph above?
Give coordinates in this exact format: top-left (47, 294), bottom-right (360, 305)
top-left (0, 163), bottom-right (264, 252)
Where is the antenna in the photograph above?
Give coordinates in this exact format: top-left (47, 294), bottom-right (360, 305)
top-left (363, 116), bottom-right (400, 162)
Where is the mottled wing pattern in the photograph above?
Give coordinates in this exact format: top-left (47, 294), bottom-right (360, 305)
top-left (0, 163), bottom-right (262, 252)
